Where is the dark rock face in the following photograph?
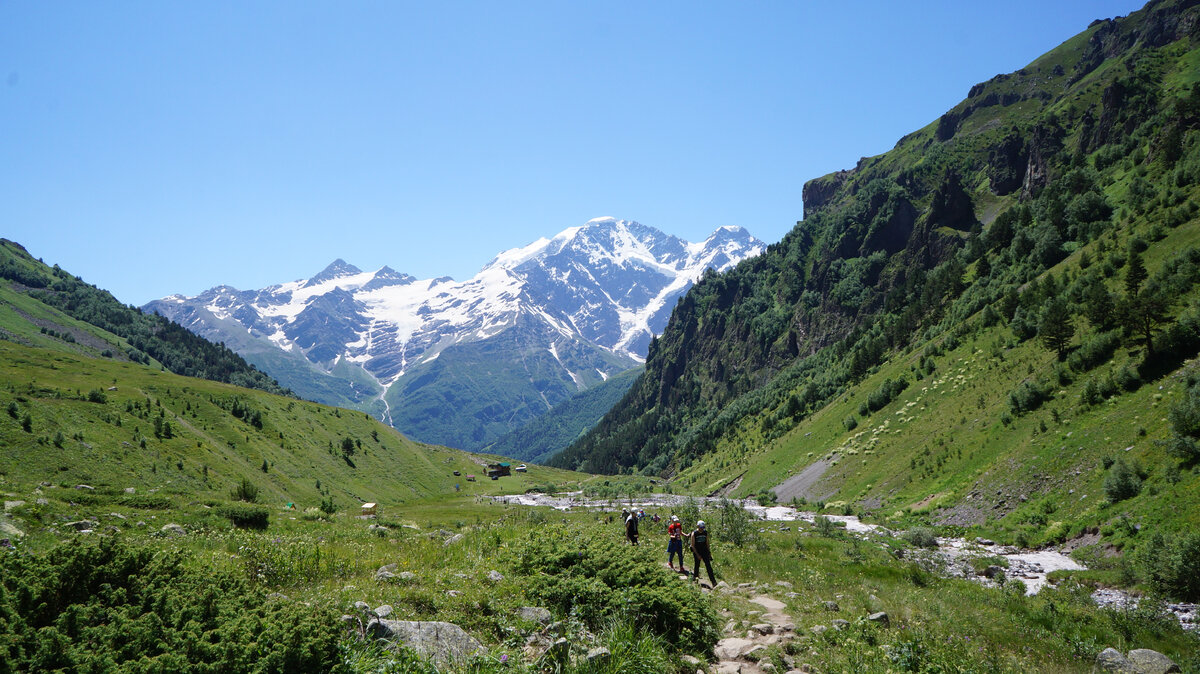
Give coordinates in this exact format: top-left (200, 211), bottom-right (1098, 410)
top-left (987, 130), bottom-right (1028, 196)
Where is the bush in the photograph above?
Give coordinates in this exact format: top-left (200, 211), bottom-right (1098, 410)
top-left (1103, 457), bottom-right (1143, 503)
top-left (230, 476), bottom-right (259, 503)
top-left (718, 497), bottom-right (758, 548)
top-left (1009, 380), bottom-right (1050, 415)
top-left (0, 539), bottom-right (345, 672)
top-left (216, 502), bottom-right (270, 529)
top-left (1139, 532), bottom-right (1200, 601)
top-left (1067, 330), bottom-right (1121, 373)
top-left (509, 526), bottom-right (720, 654)
top-left (903, 527), bottom-right (939, 548)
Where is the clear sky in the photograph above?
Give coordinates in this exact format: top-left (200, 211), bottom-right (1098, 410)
top-left (2, 1), bottom-right (1148, 306)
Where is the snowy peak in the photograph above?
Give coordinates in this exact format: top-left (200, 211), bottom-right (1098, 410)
top-left (144, 217), bottom-right (764, 448)
top-left (306, 259), bottom-right (363, 286)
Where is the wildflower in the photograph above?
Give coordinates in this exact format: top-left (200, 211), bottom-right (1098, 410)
top-left (501, 654), bottom-right (508, 663)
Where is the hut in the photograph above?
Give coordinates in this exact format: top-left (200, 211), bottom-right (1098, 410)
top-left (361, 502), bottom-right (377, 516)
top-left (486, 462), bottom-right (512, 478)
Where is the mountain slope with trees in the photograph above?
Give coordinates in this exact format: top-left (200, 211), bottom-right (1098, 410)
top-left (554, 0), bottom-right (1200, 498)
top-left (0, 239), bottom-right (289, 396)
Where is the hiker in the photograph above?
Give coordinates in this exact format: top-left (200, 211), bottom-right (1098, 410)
top-left (688, 520), bottom-right (716, 586)
top-left (666, 515), bottom-right (684, 571)
top-left (624, 508), bottom-right (639, 545)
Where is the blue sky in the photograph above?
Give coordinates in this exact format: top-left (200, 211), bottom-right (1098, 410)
top-left (2, 1), bottom-right (1147, 306)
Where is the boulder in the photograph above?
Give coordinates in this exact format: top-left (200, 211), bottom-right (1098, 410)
top-left (486, 570), bottom-right (504, 583)
top-left (517, 607), bottom-right (552, 625)
top-left (810, 625), bottom-right (828, 636)
top-left (0, 520), bottom-right (24, 538)
top-left (1126, 649), bottom-right (1180, 674)
top-left (867, 612), bottom-right (890, 627)
top-left (751, 623), bottom-right (775, 635)
top-left (1095, 648), bottom-right (1137, 672)
top-left (444, 533), bottom-right (464, 546)
top-left (714, 637), bottom-right (755, 660)
top-left (4, 500), bottom-right (25, 511)
top-left (822, 600), bottom-right (840, 612)
top-left (124, 487), bottom-right (136, 494)
top-left (68, 520), bottom-right (99, 532)
top-left (74, 485), bottom-right (94, 491)
top-left (160, 523), bottom-right (185, 537)
top-left (983, 565), bottom-right (1005, 579)
top-left (366, 619), bottom-right (486, 664)
top-left (832, 619), bottom-right (850, 630)
top-left (375, 605), bottom-right (394, 619)
top-left (586, 646), bottom-right (611, 665)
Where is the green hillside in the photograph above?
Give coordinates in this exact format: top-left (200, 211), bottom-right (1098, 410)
top-left (486, 366), bottom-right (642, 464)
top-left (0, 338), bottom-right (535, 509)
top-left (0, 239), bottom-right (289, 396)
top-left (552, 0), bottom-right (1200, 583)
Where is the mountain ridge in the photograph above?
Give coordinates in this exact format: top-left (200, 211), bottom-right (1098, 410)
top-left (145, 218), bottom-right (764, 450)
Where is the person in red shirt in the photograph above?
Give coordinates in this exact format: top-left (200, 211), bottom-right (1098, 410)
top-left (666, 515), bottom-right (684, 571)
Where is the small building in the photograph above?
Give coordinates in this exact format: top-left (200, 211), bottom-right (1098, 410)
top-left (361, 502), bottom-right (377, 516)
top-left (486, 462), bottom-right (512, 478)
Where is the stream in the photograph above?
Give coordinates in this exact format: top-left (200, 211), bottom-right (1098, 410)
top-left (494, 492), bottom-right (1197, 631)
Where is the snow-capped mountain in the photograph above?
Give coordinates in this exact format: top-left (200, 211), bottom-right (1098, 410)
top-left (145, 217), bottom-right (764, 450)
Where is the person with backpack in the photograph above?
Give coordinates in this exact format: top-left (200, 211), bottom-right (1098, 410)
top-left (687, 520), bottom-right (716, 586)
top-left (624, 508), bottom-right (639, 545)
top-left (666, 515), bottom-right (684, 571)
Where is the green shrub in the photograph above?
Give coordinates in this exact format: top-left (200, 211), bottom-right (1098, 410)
top-left (718, 497), bottom-right (758, 548)
top-left (1103, 457), bottom-right (1143, 503)
top-left (1138, 532), bottom-right (1200, 601)
top-left (1008, 380), bottom-right (1050, 415)
top-left (0, 539), bottom-right (345, 672)
top-left (230, 476), bottom-right (259, 503)
top-left (508, 526), bottom-right (719, 654)
top-left (903, 527), bottom-right (939, 549)
top-left (216, 502), bottom-right (270, 529)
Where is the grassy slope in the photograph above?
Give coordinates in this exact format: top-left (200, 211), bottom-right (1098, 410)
top-left (0, 338), bottom-right (583, 513)
top-left (660, 14), bottom-right (1200, 558)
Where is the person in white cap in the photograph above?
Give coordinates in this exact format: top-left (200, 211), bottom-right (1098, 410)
top-left (688, 520), bottom-right (716, 586)
top-left (666, 515), bottom-right (684, 571)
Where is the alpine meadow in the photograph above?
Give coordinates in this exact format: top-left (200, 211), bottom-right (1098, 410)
top-left (4, 1), bottom-right (1200, 673)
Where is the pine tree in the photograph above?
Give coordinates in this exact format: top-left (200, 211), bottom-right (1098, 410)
top-left (1125, 248), bottom-right (1147, 296)
top-left (1038, 296), bottom-right (1076, 359)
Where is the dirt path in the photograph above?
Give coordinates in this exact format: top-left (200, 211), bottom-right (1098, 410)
top-left (771, 459), bottom-right (830, 503)
top-left (709, 589), bottom-right (802, 674)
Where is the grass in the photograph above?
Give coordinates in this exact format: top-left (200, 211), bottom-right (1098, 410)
top-left (5, 489), bottom-right (1197, 673)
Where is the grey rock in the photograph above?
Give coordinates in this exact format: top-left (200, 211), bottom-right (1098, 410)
top-left (983, 565), bottom-right (1005, 579)
top-left (1126, 649), bottom-right (1180, 674)
top-left (751, 623), bottom-right (775, 635)
top-left (544, 637), bottom-right (569, 663)
top-left (486, 570), bottom-right (504, 583)
top-left (517, 606), bottom-right (552, 625)
top-left (832, 619), bottom-right (850, 630)
top-left (446, 590), bottom-right (461, 597)
top-left (35, 498), bottom-right (48, 506)
top-left (0, 520), bottom-right (24, 538)
top-left (867, 612), bottom-right (889, 627)
top-left (444, 533), bottom-right (464, 546)
top-left (367, 619), bottom-right (487, 664)
top-left (586, 646), bottom-right (611, 664)
top-left (74, 485), bottom-right (94, 491)
top-left (822, 600), bottom-right (840, 612)
top-left (375, 605), bottom-right (394, 619)
top-left (775, 580), bottom-right (793, 588)
top-left (340, 614), bottom-right (357, 625)
top-left (124, 487), bottom-right (136, 494)
top-left (4, 500), bottom-right (25, 511)
top-left (68, 520), bottom-right (99, 532)
top-left (810, 625), bottom-right (828, 636)
top-left (1096, 647), bottom-right (1137, 672)
top-left (682, 654), bottom-right (702, 667)
top-left (744, 644), bottom-right (768, 660)
top-left (160, 523), bottom-right (185, 537)
top-left (266, 592), bottom-right (289, 601)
